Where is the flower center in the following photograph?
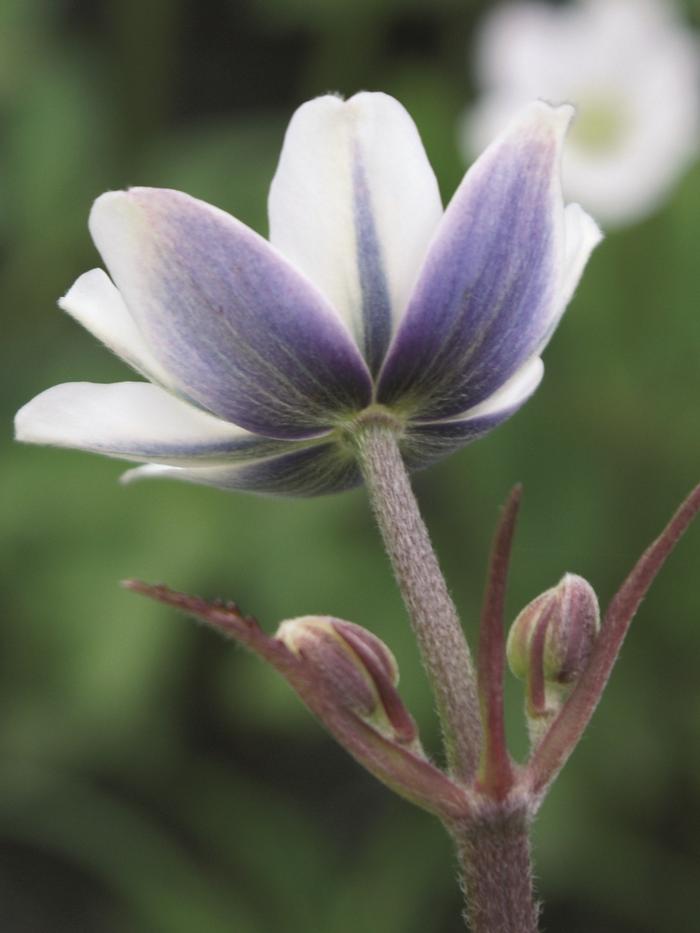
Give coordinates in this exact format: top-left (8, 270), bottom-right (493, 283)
top-left (569, 95), bottom-right (627, 154)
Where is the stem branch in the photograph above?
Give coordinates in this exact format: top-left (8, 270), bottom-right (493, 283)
top-left (526, 482), bottom-right (700, 796)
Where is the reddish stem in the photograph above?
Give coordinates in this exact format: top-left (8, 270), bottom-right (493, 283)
top-left (124, 579), bottom-right (471, 821)
top-left (477, 485), bottom-right (522, 800)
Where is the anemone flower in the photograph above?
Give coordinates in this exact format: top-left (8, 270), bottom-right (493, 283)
top-left (16, 93), bottom-right (600, 496)
top-left (463, 0), bottom-right (700, 227)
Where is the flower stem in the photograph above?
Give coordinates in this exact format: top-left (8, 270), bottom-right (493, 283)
top-left (353, 421), bottom-right (482, 781)
top-left (452, 808), bottom-right (539, 933)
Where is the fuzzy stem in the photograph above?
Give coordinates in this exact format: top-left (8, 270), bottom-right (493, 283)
top-left (453, 809), bottom-right (539, 933)
top-left (353, 421), bottom-right (482, 782)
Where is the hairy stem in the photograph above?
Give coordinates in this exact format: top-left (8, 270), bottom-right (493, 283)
top-left (353, 421), bottom-right (482, 781)
top-left (452, 808), bottom-right (539, 933)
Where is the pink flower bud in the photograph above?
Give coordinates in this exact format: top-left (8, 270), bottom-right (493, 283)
top-left (507, 574), bottom-right (600, 736)
top-left (275, 616), bottom-right (417, 745)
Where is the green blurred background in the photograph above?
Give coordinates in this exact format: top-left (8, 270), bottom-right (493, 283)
top-left (2, 1), bottom-right (700, 930)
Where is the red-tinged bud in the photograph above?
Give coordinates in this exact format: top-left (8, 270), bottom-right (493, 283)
top-left (275, 616), bottom-right (417, 745)
top-left (507, 574), bottom-right (600, 742)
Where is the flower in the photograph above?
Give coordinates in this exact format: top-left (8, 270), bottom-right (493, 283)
top-left (15, 93), bottom-right (600, 496)
top-left (463, 0), bottom-right (700, 227)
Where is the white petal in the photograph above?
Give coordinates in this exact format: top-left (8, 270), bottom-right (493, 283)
top-left (531, 201), bottom-right (603, 355)
top-left (59, 269), bottom-right (174, 387)
top-left (15, 381), bottom-right (309, 466)
top-left (447, 356), bottom-right (545, 423)
top-left (268, 92), bottom-right (443, 370)
top-left (559, 202), bottom-right (602, 311)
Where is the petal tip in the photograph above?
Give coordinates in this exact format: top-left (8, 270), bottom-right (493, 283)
top-left (14, 393), bottom-right (56, 446)
top-left (481, 99), bottom-right (575, 168)
top-left (89, 187), bottom-right (165, 231)
top-left (13, 403), bottom-right (32, 443)
top-left (57, 267), bottom-right (106, 311)
top-left (120, 463), bottom-right (164, 485)
top-left (347, 89), bottom-right (396, 109)
top-left (526, 99), bottom-right (576, 139)
top-left (88, 189), bottom-right (138, 240)
top-left (567, 201), bottom-right (604, 245)
top-left (288, 93), bottom-right (346, 124)
top-left (90, 188), bottom-right (127, 213)
top-left (119, 467), bottom-right (139, 485)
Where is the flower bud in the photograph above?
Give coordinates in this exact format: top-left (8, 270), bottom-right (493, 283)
top-left (507, 574), bottom-right (600, 739)
top-left (275, 616), bottom-right (417, 745)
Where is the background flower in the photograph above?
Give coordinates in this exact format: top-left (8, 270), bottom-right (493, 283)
top-left (463, 0), bottom-right (700, 227)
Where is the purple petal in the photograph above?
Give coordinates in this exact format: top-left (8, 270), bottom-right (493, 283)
top-left (123, 443), bottom-right (362, 498)
top-left (89, 188), bottom-right (372, 439)
top-left (401, 357), bottom-right (544, 469)
top-left (378, 102), bottom-right (572, 420)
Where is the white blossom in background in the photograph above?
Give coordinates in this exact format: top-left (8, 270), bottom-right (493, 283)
top-left (463, 0), bottom-right (700, 227)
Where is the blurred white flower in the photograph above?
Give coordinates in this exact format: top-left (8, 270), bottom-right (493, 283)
top-left (463, 0), bottom-right (700, 227)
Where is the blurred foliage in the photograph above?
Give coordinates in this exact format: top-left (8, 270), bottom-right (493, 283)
top-left (2, 1), bottom-right (700, 931)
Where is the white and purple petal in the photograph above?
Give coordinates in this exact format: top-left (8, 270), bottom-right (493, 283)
top-left (268, 92), bottom-right (443, 373)
top-left (123, 443), bottom-right (362, 498)
top-left (530, 202), bottom-right (602, 357)
top-left (400, 356), bottom-right (544, 470)
top-left (378, 101), bottom-right (577, 421)
top-left (59, 269), bottom-right (175, 387)
top-left (89, 188), bottom-right (373, 439)
top-left (558, 203), bottom-right (602, 320)
top-left (14, 381), bottom-right (320, 466)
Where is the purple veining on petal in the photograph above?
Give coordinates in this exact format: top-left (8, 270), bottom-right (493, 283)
top-left (352, 148), bottom-right (393, 375)
top-left (91, 189), bottom-right (373, 439)
top-left (91, 431), bottom-right (313, 466)
top-left (378, 126), bottom-right (562, 421)
top-left (401, 400), bottom-right (534, 471)
top-left (126, 443), bottom-right (362, 497)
